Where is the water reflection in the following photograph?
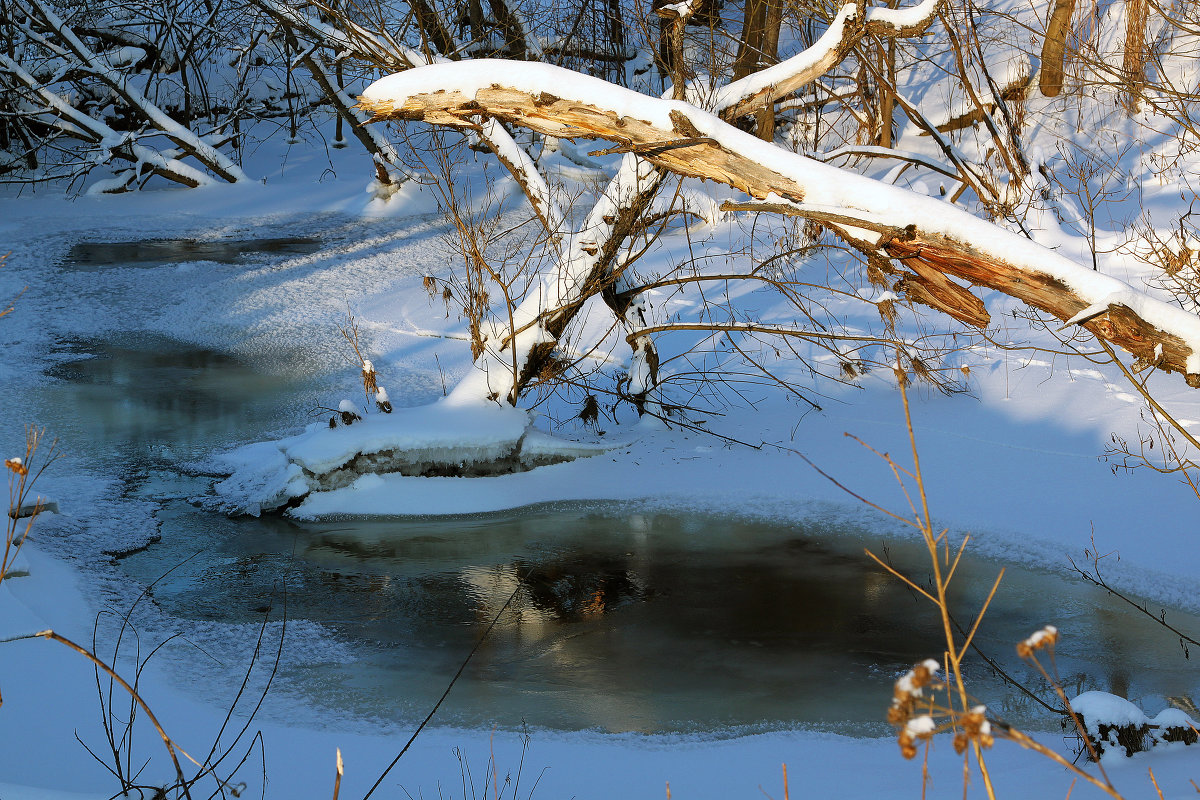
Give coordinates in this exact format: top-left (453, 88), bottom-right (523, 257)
top-left (65, 237), bottom-right (322, 269)
top-left (120, 503), bottom-right (1200, 735)
top-left (33, 313), bottom-right (1198, 736)
top-left (39, 334), bottom-right (313, 462)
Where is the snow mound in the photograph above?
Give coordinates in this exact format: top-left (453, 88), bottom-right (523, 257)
top-left (285, 401), bottom-right (531, 476)
top-left (206, 401), bottom-right (616, 515)
top-left (1072, 691), bottom-right (1199, 759)
top-left (1072, 691), bottom-right (1150, 734)
top-left (1150, 708), bottom-right (1198, 729)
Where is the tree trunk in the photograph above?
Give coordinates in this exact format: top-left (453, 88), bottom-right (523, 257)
top-left (754, 0), bottom-right (783, 140)
top-left (1121, 0), bottom-right (1147, 113)
top-left (1039, 0), bottom-right (1076, 97)
top-left (732, 0), bottom-right (773, 81)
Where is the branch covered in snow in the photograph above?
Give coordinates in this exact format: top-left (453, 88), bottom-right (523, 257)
top-left (17, 0), bottom-right (247, 184)
top-left (0, 52), bottom-right (215, 190)
top-left (295, 49), bottom-right (411, 192)
top-left (709, 0), bottom-right (941, 121)
top-left (255, 0), bottom-right (565, 234)
top-left (360, 59), bottom-right (1200, 386)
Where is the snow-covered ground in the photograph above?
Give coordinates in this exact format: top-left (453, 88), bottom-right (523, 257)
top-left (2, 129), bottom-right (1199, 799)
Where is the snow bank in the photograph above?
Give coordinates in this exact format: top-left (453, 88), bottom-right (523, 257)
top-left (209, 401), bottom-right (617, 515)
top-left (285, 401), bottom-right (531, 475)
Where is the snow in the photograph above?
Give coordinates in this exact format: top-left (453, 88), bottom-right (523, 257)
top-left (6, 14), bottom-right (1200, 800)
top-left (1073, 691), bottom-right (1151, 734)
top-left (1150, 708), bottom-right (1197, 730)
top-left (337, 398), bottom-right (364, 417)
top-left (284, 400), bottom-right (529, 475)
top-left (904, 715), bottom-right (936, 735)
top-left (4, 166), bottom-right (1200, 800)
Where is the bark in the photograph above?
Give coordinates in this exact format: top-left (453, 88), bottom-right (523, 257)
top-left (732, 0), bottom-right (770, 82)
top-left (928, 74), bottom-right (1032, 134)
top-left (712, 0), bottom-right (942, 121)
top-left (362, 67), bottom-right (1200, 387)
top-left (754, 0), bottom-right (784, 140)
top-left (0, 52), bottom-right (214, 188)
top-left (1121, 0), bottom-right (1148, 113)
top-left (1040, 0), bottom-right (1076, 97)
top-left (884, 232), bottom-right (1199, 386)
top-left (410, 0), bottom-right (458, 58)
top-left (297, 51), bottom-right (409, 186)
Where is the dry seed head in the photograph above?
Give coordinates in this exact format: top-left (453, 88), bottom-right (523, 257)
top-left (361, 362), bottom-right (378, 394)
top-left (911, 357), bottom-right (934, 384)
top-left (962, 705), bottom-right (993, 746)
top-left (953, 705), bottom-right (994, 753)
top-left (1162, 247), bottom-right (1189, 275)
top-left (5, 457), bottom-right (27, 476)
top-left (897, 716), bottom-right (934, 760)
top-left (897, 659), bottom-right (940, 693)
top-left (423, 275), bottom-right (437, 295)
top-left (580, 394), bottom-right (600, 424)
top-left (890, 659), bottom-right (941, 724)
top-left (1017, 625), bottom-right (1058, 658)
top-left (878, 298), bottom-right (898, 328)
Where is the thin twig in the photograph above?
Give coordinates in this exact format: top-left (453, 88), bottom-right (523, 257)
top-left (362, 573), bottom-right (528, 800)
top-left (35, 629), bottom-right (197, 799)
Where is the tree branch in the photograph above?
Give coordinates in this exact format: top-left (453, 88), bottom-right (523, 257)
top-left (360, 60), bottom-right (1200, 386)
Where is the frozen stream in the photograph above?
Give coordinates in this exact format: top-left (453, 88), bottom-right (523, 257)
top-left (22, 236), bottom-right (1198, 738)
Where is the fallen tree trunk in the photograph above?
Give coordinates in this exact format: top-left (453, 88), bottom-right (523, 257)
top-left (359, 60), bottom-right (1200, 386)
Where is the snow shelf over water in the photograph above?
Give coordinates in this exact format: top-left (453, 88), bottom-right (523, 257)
top-left (207, 400), bottom-right (616, 515)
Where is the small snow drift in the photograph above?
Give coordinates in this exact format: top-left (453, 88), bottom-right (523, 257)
top-left (1072, 691), bottom-right (1198, 759)
top-left (207, 401), bottom-right (612, 515)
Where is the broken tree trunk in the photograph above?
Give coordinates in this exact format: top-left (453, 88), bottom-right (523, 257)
top-left (359, 60), bottom-right (1200, 387)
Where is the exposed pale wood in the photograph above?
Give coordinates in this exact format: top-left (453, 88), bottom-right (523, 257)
top-left (360, 88), bottom-right (809, 204)
top-left (362, 82), bottom-right (1200, 385)
top-left (883, 233), bottom-right (1199, 385)
top-left (896, 259), bottom-right (992, 328)
top-left (724, 200), bottom-right (988, 326)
